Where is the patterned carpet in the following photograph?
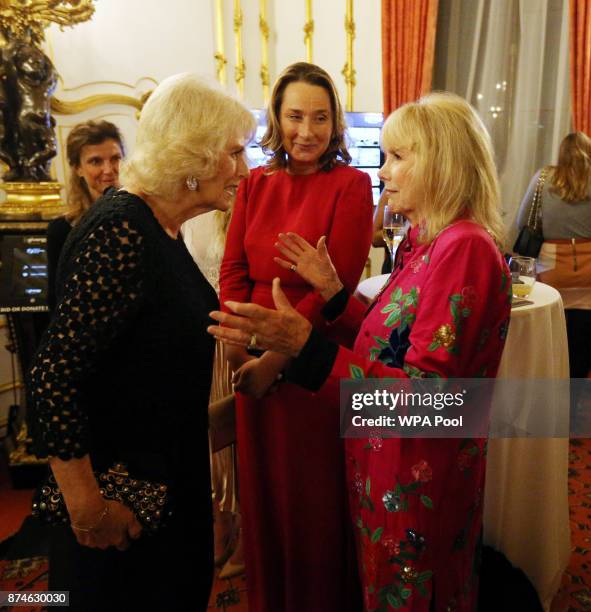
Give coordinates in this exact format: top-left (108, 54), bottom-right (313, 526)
top-left (551, 438), bottom-right (591, 611)
top-left (2, 441), bottom-right (591, 611)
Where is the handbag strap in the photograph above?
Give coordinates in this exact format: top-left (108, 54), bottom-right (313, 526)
top-left (527, 168), bottom-right (547, 233)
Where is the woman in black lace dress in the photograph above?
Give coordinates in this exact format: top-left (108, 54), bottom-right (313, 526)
top-left (28, 73), bottom-right (254, 611)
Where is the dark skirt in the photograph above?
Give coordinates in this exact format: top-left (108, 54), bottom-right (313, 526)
top-left (48, 504), bottom-right (213, 611)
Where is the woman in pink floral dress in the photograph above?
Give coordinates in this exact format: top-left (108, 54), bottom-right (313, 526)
top-left (209, 92), bottom-right (511, 611)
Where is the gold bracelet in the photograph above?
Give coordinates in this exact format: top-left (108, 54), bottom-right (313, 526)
top-left (71, 504), bottom-right (109, 532)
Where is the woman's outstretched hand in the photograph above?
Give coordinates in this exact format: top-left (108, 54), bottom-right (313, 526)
top-left (208, 278), bottom-right (312, 357)
top-left (274, 233), bottom-right (344, 301)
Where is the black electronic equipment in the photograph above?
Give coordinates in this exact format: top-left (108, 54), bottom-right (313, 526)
top-left (0, 232), bottom-right (49, 313)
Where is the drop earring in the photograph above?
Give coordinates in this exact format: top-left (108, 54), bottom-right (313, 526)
top-left (186, 176), bottom-right (199, 191)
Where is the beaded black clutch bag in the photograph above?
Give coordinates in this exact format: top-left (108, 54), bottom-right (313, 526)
top-left (32, 462), bottom-right (173, 532)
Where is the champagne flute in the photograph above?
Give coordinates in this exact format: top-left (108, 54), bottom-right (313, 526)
top-left (383, 206), bottom-right (406, 270)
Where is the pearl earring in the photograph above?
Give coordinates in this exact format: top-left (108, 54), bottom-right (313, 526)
top-left (186, 176), bottom-right (199, 191)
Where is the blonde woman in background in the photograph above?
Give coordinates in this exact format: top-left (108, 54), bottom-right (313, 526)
top-left (516, 131), bottom-right (591, 380)
top-left (183, 208), bottom-right (244, 579)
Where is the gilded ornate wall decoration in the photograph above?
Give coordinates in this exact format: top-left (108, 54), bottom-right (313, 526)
top-left (51, 90), bottom-right (151, 116)
top-left (303, 0), bottom-right (313, 63)
top-left (0, 0), bottom-right (94, 46)
top-left (341, 0), bottom-right (356, 111)
top-left (259, 0), bottom-right (270, 104)
top-left (233, 0), bottom-right (245, 97)
top-left (214, 0), bottom-right (227, 85)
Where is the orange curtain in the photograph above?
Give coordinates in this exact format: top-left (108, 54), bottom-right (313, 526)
top-left (570, 0), bottom-right (591, 134)
top-left (381, 0), bottom-right (439, 117)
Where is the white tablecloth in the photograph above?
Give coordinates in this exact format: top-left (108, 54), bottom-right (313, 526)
top-left (355, 276), bottom-right (571, 610)
top-left (485, 282), bottom-right (570, 611)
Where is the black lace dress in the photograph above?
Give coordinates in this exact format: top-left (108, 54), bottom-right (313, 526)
top-left (28, 189), bottom-right (218, 611)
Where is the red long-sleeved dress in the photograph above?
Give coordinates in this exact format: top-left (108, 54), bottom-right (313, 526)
top-left (220, 164), bottom-right (373, 611)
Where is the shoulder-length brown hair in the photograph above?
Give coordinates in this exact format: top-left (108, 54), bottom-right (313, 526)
top-left (65, 120), bottom-right (124, 224)
top-left (260, 62), bottom-right (351, 172)
top-left (547, 131), bottom-right (591, 203)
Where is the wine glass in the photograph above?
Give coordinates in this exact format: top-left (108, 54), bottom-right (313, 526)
top-left (383, 206), bottom-right (406, 270)
top-left (509, 256), bottom-right (536, 299)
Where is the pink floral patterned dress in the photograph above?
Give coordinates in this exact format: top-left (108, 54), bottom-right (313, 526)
top-left (311, 220), bottom-right (511, 611)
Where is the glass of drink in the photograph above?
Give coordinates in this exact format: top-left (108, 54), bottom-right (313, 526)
top-left (510, 256), bottom-right (536, 299)
top-left (383, 206), bottom-right (406, 270)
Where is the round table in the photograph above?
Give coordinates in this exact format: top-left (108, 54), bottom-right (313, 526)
top-left (486, 281), bottom-right (570, 611)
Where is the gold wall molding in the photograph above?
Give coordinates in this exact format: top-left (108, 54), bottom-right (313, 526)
top-left (233, 0), bottom-right (245, 97)
top-left (214, 0), bottom-right (228, 85)
top-left (259, 0), bottom-right (270, 105)
top-left (55, 77), bottom-right (158, 93)
top-left (304, 0), bottom-right (314, 63)
top-left (51, 91), bottom-right (150, 115)
top-left (342, 0), bottom-right (356, 112)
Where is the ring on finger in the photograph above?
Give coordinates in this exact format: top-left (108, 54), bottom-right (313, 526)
top-left (290, 264), bottom-right (297, 272)
top-left (249, 333), bottom-right (257, 348)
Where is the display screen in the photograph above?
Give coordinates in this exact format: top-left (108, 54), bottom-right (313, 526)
top-left (0, 234), bottom-right (49, 312)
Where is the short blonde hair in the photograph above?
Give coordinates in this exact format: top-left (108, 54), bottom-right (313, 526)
top-left (260, 62), bottom-right (351, 172)
top-left (120, 73), bottom-right (255, 199)
top-left (382, 92), bottom-right (505, 247)
top-left (548, 131), bottom-right (591, 202)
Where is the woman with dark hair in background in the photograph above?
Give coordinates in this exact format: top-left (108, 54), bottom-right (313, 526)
top-left (219, 61), bottom-right (373, 611)
top-left (46, 120), bottom-right (124, 312)
top-left (516, 131), bottom-right (591, 380)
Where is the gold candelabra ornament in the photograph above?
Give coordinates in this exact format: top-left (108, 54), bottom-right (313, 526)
top-left (0, 0), bottom-right (94, 46)
top-left (259, 0), bottom-right (269, 105)
top-left (303, 0), bottom-right (313, 63)
top-left (341, 0), bottom-right (356, 112)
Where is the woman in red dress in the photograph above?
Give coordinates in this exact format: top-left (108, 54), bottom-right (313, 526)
top-left (219, 62), bottom-right (373, 611)
top-left (212, 92), bottom-right (511, 611)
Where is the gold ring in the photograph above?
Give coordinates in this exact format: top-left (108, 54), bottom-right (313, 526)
top-left (249, 333), bottom-right (257, 348)
top-left (290, 264), bottom-right (297, 272)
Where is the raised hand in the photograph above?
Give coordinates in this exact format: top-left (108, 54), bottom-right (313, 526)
top-left (274, 233), bottom-right (343, 301)
top-left (208, 278), bottom-right (312, 357)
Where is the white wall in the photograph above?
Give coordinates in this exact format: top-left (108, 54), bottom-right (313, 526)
top-left (43, 1), bottom-right (383, 181)
top-left (43, 0), bottom-right (384, 274)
